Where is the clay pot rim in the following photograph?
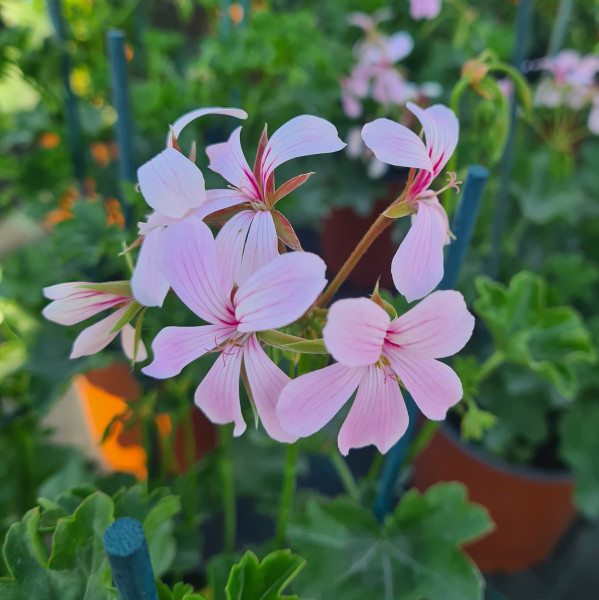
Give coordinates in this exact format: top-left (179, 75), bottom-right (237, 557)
top-left (437, 421), bottom-right (574, 484)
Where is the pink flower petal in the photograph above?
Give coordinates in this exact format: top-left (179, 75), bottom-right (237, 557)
top-left (348, 11), bottom-right (375, 31)
top-left (120, 323), bottom-right (148, 363)
top-left (193, 188), bottom-right (248, 221)
top-left (409, 0), bottom-right (442, 20)
top-left (407, 102), bottom-right (458, 175)
top-left (386, 32), bottom-right (414, 63)
top-left (323, 298), bottom-right (389, 367)
top-left (131, 227), bottom-right (170, 308)
top-left (234, 252), bottom-right (326, 333)
top-left (205, 127), bottom-right (261, 199)
top-left (260, 116), bottom-right (346, 191)
top-left (142, 323), bottom-right (235, 378)
top-left (386, 350), bottom-right (463, 420)
top-left (385, 290), bottom-right (474, 358)
top-left (160, 217), bottom-right (235, 325)
top-left (43, 282), bottom-right (91, 300)
top-left (194, 344), bottom-right (246, 436)
top-left (361, 118), bottom-right (433, 172)
top-left (277, 363), bottom-right (364, 437)
top-left (243, 335), bottom-right (297, 443)
top-left (70, 307), bottom-right (127, 359)
top-left (169, 107), bottom-right (248, 143)
top-left (236, 211), bottom-right (279, 287)
top-left (391, 200), bottom-right (446, 302)
top-left (215, 210), bottom-right (255, 291)
top-left (42, 286), bottom-right (126, 326)
top-left (137, 148), bottom-right (206, 219)
top-left (338, 365), bottom-right (409, 455)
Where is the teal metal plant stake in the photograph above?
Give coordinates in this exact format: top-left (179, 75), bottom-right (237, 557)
top-left (108, 29), bottom-right (135, 225)
top-left (373, 165), bottom-right (489, 522)
top-left (104, 517), bottom-right (159, 600)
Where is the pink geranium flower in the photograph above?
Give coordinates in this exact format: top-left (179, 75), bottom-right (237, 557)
top-left (132, 107), bottom-right (248, 308)
top-left (362, 102), bottom-right (459, 302)
top-left (409, 0), bottom-right (441, 20)
top-left (142, 217), bottom-right (327, 442)
top-left (204, 116), bottom-right (345, 287)
top-left (277, 291), bottom-right (474, 454)
top-left (42, 282), bottom-right (147, 361)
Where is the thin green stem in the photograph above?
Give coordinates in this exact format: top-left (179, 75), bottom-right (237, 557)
top-left (476, 351), bottom-right (505, 383)
top-left (330, 452), bottom-right (360, 502)
top-left (219, 425), bottom-right (236, 553)
top-left (182, 410), bottom-right (196, 472)
top-left (403, 420), bottom-right (440, 465)
top-left (363, 452), bottom-right (384, 487)
top-left (274, 442), bottom-right (299, 548)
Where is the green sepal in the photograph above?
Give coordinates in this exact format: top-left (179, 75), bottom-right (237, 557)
top-left (257, 330), bottom-right (328, 354)
top-left (109, 301), bottom-right (143, 334)
top-left (80, 281), bottom-right (132, 297)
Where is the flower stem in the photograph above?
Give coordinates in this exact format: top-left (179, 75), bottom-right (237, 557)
top-left (274, 442), bottom-right (299, 548)
top-left (317, 211), bottom-right (394, 308)
top-left (476, 351), bottom-right (505, 383)
top-left (219, 424), bottom-right (236, 553)
top-left (330, 452), bottom-right (360, 501)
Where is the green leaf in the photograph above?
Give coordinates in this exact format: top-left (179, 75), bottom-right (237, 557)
top-left (559, 400), bottom-right (599, 519)
top-left (156, 580), bottom-right (206, 600)
top-left (225, 550), bottom-right (306, 600)
top-left (288, 483), bottom-right (493, 600)
top-left (0, 493), bottom-right (116, 600)
top-left (474, 271), bottom-right (596, 398)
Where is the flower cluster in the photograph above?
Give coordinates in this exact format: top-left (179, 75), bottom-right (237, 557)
top-left (340, 12), bottom-right (441, 119)
top-left (527, 50), bottom-right (599, 134)
top-left (43, 102), bottom-right (474, 455)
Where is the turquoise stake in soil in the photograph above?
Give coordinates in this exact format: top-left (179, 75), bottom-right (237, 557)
top-left (104, 517), bottom-right (159, 600)
top-left (108, 29), bottom-right (135, 225)
top-left (373, 165), bottom-right (490, 522)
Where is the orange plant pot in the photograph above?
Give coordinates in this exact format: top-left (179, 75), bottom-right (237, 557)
top-left (73, 363), bottom-right (216, 479)
top-left (412, 424), bottom-right (576, 573)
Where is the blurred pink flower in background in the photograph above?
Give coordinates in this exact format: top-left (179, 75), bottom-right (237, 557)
top-left (527, 50), bottom-right (599, 134)
top-left (278, 291), bottom-right (474, 454)
top-left (410, 0), bottom-right (442, 20)
top-left (362, 102), bottom-right (459, 302)
top-left (143, 217), bottom-right (327, 442)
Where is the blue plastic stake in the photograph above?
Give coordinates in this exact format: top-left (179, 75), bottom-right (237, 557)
top-left (108, 29), bottom-right (135, 225)
top-left (104, 518), bottom-right (158, 600)
top-left (220, 0), bottom-right (231, 39)
top-left (373, 165), bottom-right (490, 522)
top-left (46, 0), bottom-right (85, 192)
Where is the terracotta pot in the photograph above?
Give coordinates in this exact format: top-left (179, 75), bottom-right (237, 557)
top-left (412, 423), bottom-right (576, 573)
top-left (73, 363), bottom-right (216, 479)
top-left (321, 183), bottom-right (402, 291)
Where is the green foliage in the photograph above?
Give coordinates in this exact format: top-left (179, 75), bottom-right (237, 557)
top-left (474, 271), bottom-right (596, 399)
top-left (560, 399), bottom-right (599, 519)
top-left (0, 492), bottom-right (116, 600)
top-left (156, 580), bottom-right (205, 600)
top-left (225, 550), bottom-right (306, 600)
top-left (288, 483), bottom-right (493, 600)
top-left (0, 484), bottom-right (186, 598)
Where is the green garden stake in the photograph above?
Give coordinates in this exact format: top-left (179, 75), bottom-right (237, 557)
top-left (220, 0), bottom-right (232, 39)
top-left (104, 517), bottom-right (159, 600)
top-left (108, 29), bottom-right (135, 226)
top-left (46, 0), bottom-right (86, 193)
top-left (487, 0), bottom-right (534, 278)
